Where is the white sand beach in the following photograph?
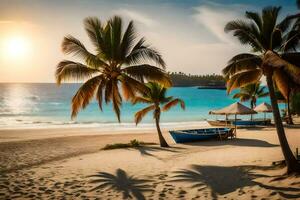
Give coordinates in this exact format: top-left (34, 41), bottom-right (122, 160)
top-left (1, 126), bottom-right (300, 199)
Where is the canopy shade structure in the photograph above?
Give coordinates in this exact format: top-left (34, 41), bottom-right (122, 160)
top-left (254, 102), bottom-right (272, 113)
top-left (209, 102), bottom-right (257, 115)
top-left (209, 102), bottom-right (257, 137)
top-left (254, 102), bottom-right (272, 121)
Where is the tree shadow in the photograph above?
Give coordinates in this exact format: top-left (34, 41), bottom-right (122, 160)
top-left (182, 138), bottom-right (279, 148)
top-left (132, 146), bottom-right (186, 158)
top-left (172, 164), bottom-right (300, 199)
top-left (89, 168), bottom-right (153, 200)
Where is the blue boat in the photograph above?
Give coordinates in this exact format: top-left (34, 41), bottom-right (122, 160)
top-left (233, 119), bottom-right (271, 126)
top-left (169, 128), bottom-right (234, 143)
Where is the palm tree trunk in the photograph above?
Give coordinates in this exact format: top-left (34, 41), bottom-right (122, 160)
top-left (266, 75), bottom-right (300, 173)
top-left (287, 91), bottom-right (294, 125)
top-left (155, 110), bottom-right (169, 147)
top-left (250, 100), bottom-right (254, 121)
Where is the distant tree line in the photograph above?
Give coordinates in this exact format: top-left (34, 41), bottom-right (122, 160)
top-left (168, 72), bottom-right (225, 87)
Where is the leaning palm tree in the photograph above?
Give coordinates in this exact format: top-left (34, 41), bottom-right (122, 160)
top-left (233, 82), bottom-right (269, 120)
top-left (133, 82), bottom-right (185, 147)
top-left (223, 7), bottom-right (300, 173)
top-left (55, 16), bottom-right (171, 122)
top-left (233, 82), bottom-right (269, 109)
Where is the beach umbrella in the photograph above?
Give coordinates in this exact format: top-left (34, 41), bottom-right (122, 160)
top-left (254, 102), bottom-right (272, 120)
top-left (210, 102), bottom-right (257, 136)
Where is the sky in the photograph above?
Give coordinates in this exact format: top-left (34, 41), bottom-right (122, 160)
top-left (0, 0), bottom-right (298, 83)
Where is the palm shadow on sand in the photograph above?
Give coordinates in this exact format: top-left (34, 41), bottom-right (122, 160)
top-left (172, 164), bottom-right (300, 199)
top-left (132, 146), bottom-right (185, 157)
top-left (89, 168), bottom-right (153, 200)
top-left (182, 138), bottom-right (279, 148)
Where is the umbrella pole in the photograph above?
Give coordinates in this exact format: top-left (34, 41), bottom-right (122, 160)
top-left (235, 114), bottom-right (237, 138)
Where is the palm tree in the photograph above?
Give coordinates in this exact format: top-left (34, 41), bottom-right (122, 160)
top-left (223, 7), bottom-right (300, 173)
top-left (233, 82), bottom-right (269, 120)
top-left (133, 82), bottom-right (185, 147)
top-left (55, 16), bottom-right (171, 122)
top-left (233, 82), bottom-right (269, 109)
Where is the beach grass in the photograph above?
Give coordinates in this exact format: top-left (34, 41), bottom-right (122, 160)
top-left (101, 139), bottom-right (157, 150)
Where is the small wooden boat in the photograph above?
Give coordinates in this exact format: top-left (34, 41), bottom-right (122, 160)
top-left (207, 120), bottom-right (234, 126)
top-left (233, 119), bottom-right (271, 126)
top-left (207, 119), bottom-right (271, 127)
top-left (169, 128), bottom-right (234, 143)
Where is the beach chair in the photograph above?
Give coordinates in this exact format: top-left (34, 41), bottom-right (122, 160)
top-left (228, 128), bottom-right (236, 139)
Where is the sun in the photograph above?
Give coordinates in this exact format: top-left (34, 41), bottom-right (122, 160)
top-left (5, 36), bottom-right (29, 58)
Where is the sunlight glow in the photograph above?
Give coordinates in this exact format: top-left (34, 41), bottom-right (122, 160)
top-left (5, 36), bottom-right (29, 59)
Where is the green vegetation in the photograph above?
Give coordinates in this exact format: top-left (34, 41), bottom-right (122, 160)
top-left (55, 16), bottom-right (170, 122)
top-left (233, 82), bottom-right (269, 120)
top-left (102, 139), bottom-right (156, 150)
top-left (133, 82), bottom-right (185, 147)
top-left (223, 6), bottom-right (300, 173)
top-left (169, 72), bottom-right (225, 87)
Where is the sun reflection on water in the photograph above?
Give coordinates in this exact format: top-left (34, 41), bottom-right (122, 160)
top-left (0, 84), bottom-right (39, 116)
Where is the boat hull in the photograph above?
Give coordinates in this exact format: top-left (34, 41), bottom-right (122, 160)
top-left (233, 119), bottom-right (271, 126)
top-left (208, 119), bottom-right (271, 127)
top-left (169, 128), bottom-right (232, 143)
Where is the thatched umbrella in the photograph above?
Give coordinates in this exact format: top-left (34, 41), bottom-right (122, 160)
top-left (254, 102), bottom-right (272, 120)
top-left (210, 102), bottom-right (257, 136)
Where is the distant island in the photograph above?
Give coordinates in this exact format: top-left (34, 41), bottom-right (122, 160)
top-left (169, 72), bottom-right (226, 88)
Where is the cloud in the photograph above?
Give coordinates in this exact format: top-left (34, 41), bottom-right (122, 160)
top-left (113, 9), bottom-right (157, 27)
top-left (192, 3), bottom-right (246, 43)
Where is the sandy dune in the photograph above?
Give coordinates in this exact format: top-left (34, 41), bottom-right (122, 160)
top-left (0, 127), bottom-right (300, 199)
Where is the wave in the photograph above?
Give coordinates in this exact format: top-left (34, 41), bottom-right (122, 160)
top-left (48, 102), bottom-right (62, 105)
top-left (0, 118), bottom-right (209, 130)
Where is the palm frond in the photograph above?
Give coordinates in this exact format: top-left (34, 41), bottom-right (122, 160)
top-left (135, 105), bottom-right (156, 125)
top-left (273, 69), bottom-right (289, 99)
top-left (104, 80), bottom-right (113, 103)
top-left (121, 80), bottom-right (136, 100)
top-left (125, 38), bottom-right (166, 68)
top-left (120, 21), bottom-right (136, 59)
top-left (224, 20), bottom-right (264, 52)
top-left (281, 52), bottom-right (300, 84)
top-left (83, 17), bottom-right (107, 57)
top-left (223, 54), bottom-right (261, 78)
top-left (232, 93), bottom-right (251, 101)
top-left (119, 74), bottom-right (149, 95)
top-left (96, 78), bottom-right (106, 111)
top-left (84, 17), bottom-right (102, 45)
top-left (111, 81), bottom-right (122, 122)
top-left (132, 96), bottom-right (152, 105)
top-left (245, 11), bottom-right (262, 31)
top-left (264, 51), bottom-right (300, 85)
top-left (261, 6), bottom-right (281, 49)
top-left (71, 75), bottom-right (103, 119)
top-left (281, 29), bottom-right (300, 52)
top-left (271, 28), bottom-right (282, 50)
top-left (62, 35), bottom-right (108, 68)
top-left (55, 60), bottom-right (99, 84)
top-left (123, 64), bottom-right (171, 87)
top-left (108, 16), bottom-right (122, 61)
top-left (162, 98), bottom-right (185, 111)
top-left (226, 69), bottom-right (262, 94)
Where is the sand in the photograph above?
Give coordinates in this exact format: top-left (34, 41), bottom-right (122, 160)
top-left (0, 126), bottom-right (300, 199)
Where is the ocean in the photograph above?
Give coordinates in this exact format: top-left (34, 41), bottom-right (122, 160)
top-left (0, 83), bottom-right (275, 130)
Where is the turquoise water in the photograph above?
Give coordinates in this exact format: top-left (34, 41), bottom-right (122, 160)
top-left (0, 83), bottom-right (275, 129)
